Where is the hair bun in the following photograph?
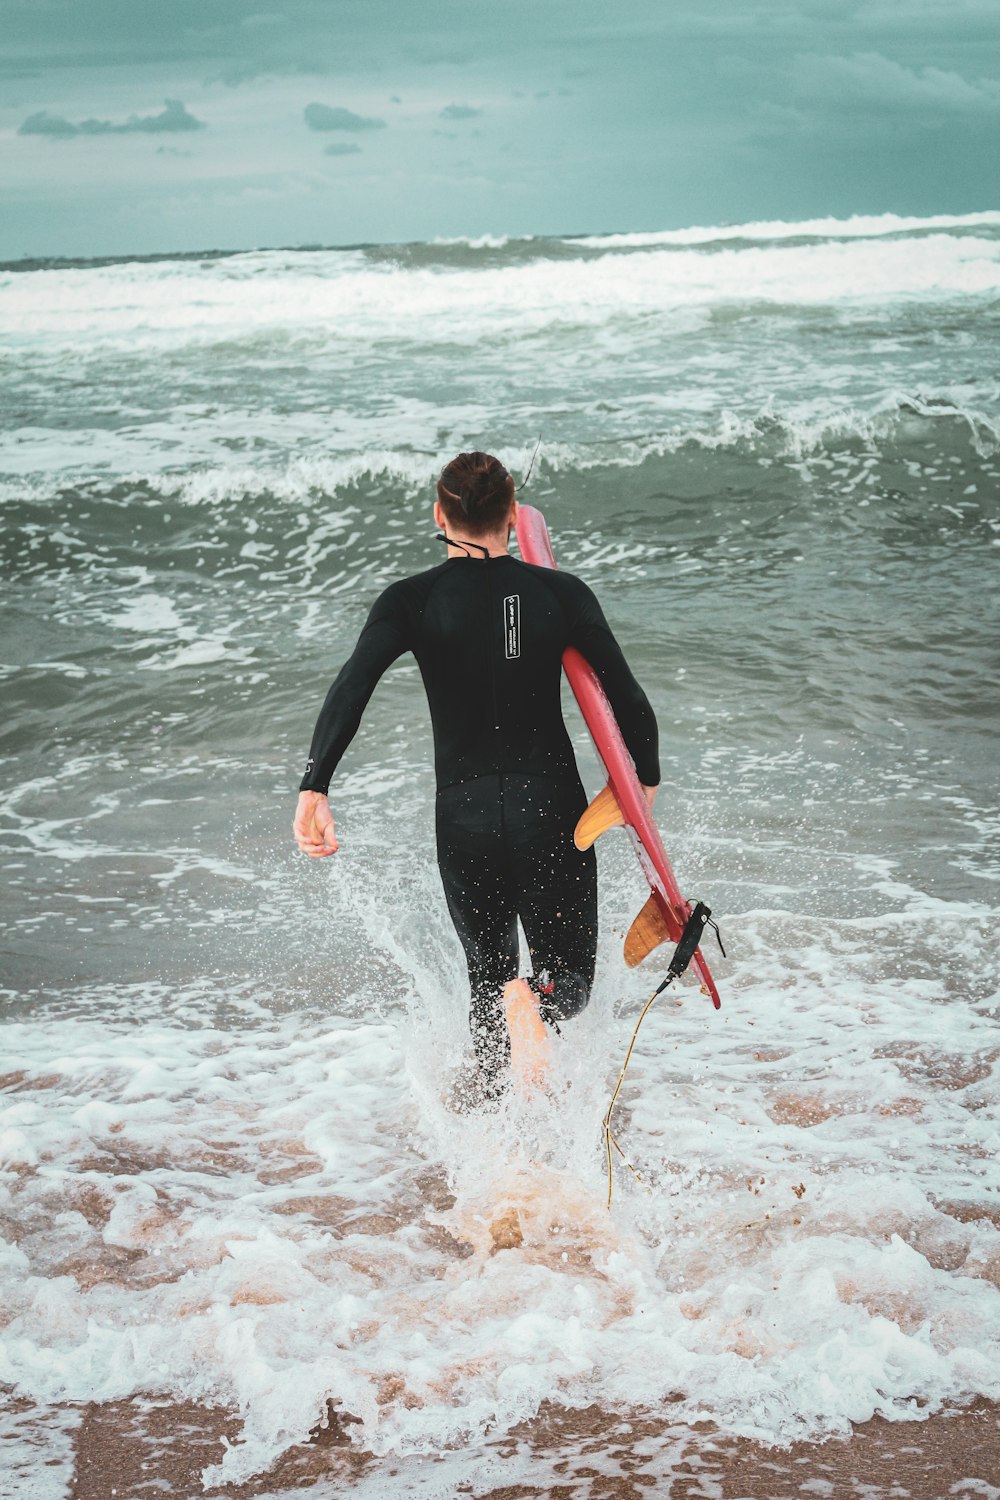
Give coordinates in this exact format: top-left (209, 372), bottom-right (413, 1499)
top-left (463, 464), bottom-right (497, 515)
top-left (437, 451), bottom-right (514, 533)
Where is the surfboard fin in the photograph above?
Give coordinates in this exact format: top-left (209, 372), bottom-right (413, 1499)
top-left (623, 893), bottom-right (673, 968)
top-left (575, 784), bottom-right (625, 850)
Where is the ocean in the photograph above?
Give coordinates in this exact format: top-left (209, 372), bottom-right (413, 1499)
top-left (1, 211), bottom-right (998, 1497)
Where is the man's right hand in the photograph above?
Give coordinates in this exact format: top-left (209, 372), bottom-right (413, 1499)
top-left (293, 791), bottom-right (339, 857)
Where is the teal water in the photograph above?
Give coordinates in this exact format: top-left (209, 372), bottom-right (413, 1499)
top-left (1, 213), bottom-right (998, 1492)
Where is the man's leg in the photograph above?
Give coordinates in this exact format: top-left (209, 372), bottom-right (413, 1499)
top-left (505, 776), bottom-right (599, 1023)
top-left (435, 778), bottom-right (519, 1085)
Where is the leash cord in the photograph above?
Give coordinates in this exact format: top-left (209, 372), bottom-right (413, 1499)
top-left (603, 978), bottom-right (671, 1208)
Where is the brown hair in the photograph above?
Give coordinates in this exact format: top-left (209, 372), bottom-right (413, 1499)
top-left (437, 451), bottom-right (515, 536)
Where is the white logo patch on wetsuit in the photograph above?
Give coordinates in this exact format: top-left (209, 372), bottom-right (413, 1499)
top-left (504, 595), bottom-right (520, 658)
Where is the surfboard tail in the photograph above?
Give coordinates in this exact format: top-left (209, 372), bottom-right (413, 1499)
top-left (577, 783), bottom-right (723, 1007)
top-left (624, 892), bottom-right (724, 1008)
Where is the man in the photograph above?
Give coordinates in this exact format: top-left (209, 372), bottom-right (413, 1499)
top-left (293, 451), bottom-right (659, 1099)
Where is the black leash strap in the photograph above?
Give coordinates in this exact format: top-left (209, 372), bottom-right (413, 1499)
top-left (663, 900), bottom-right (725, 985)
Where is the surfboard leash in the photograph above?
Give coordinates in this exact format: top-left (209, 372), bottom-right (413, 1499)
top-left (604, 901), bottom-right (725, 1209)
top-left (516, 434), bottom-right (542, 491)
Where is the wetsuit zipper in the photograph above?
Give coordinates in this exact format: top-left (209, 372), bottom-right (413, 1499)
top-left (485, 557), bottom-right (500, 731)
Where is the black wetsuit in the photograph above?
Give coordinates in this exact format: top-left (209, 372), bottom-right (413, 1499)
top-left (300, 553), bottom-right (660, 1080)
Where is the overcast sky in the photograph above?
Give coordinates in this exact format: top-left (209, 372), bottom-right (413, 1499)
top-left (1, 0), bottom-right (998, 259)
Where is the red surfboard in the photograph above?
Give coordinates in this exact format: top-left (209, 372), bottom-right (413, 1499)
top-left (515, 504), bottom-right (721, 1008)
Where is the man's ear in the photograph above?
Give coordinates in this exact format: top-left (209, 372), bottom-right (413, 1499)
top-left (433, 498), bottom-right (446, 531)
top-left (510, 498), bottom-right (519, 528)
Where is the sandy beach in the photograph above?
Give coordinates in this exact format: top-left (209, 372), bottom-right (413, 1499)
top-left (1, 1393), bottom-right (995, 1498)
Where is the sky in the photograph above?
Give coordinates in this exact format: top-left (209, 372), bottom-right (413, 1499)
top-left (1, 0), bottom-right (998, 259)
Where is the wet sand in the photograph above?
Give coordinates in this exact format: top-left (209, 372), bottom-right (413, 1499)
top-left (3, 1393), bottom-right (996, 1499)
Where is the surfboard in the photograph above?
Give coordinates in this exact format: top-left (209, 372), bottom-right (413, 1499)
top-left (515, 504), bottom-right (721, 1008)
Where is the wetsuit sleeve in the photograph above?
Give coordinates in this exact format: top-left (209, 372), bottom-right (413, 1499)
top-left (565, 578), bottom-right (661, 786)
top-left (299, 583), bottom-right (412, 794)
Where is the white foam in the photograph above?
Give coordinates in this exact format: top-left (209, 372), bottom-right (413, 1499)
top-left (0, 1402), bottom-right (79, 1500)
top-left (1, 870), bottom-right (997, 1489)
top-left (571, 209), bottom-right (1000, 249)
top-left (1, 226), bottom-right (997, 352)
top-left (2, 215), bottom-right (997, 494)
top-left (429, 232), bottom-right (515, 249)
top-left (3, 392), bottom-right (995, 499)
top-left (112, 593), bottom-right (182, 633)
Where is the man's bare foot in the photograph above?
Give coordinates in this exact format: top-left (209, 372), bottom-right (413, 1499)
top-left (502, 979), bottom-right (550, 1092)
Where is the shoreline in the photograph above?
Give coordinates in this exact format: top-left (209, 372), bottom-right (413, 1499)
top-left (4, 1394), bottom-right (996, 1498)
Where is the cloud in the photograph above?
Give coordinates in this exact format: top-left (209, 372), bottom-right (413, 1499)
top-left (18, 98), bottom-right (206, 138)
top-left (215, 60), bottom-right (325, 87)
top-left (796, 51), bottom-right (1000, 115)
top-left (18, 111), bottom-right (78, 137)
top-left (324, 141), bottom-right (361, 155)
top-left (439, 102), bottom-right (482, 120)
top-left (303, 102), bottom-right (385, 131)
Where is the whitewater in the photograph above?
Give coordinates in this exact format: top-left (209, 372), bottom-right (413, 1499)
top-left (1, 211), bottom-right (998, 1497)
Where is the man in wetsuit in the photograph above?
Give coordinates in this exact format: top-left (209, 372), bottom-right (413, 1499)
top-left (293, 452), bottom-right (659, 1096)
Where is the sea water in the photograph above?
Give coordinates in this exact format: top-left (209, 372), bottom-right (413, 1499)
top-left (1, 211), bottom-right (998, 1494)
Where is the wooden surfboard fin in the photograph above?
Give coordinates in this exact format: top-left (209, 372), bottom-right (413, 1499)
top-left (574, 784), bottom-right (625, 850)
top-left (623, 893), bottom-right (673, 968)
